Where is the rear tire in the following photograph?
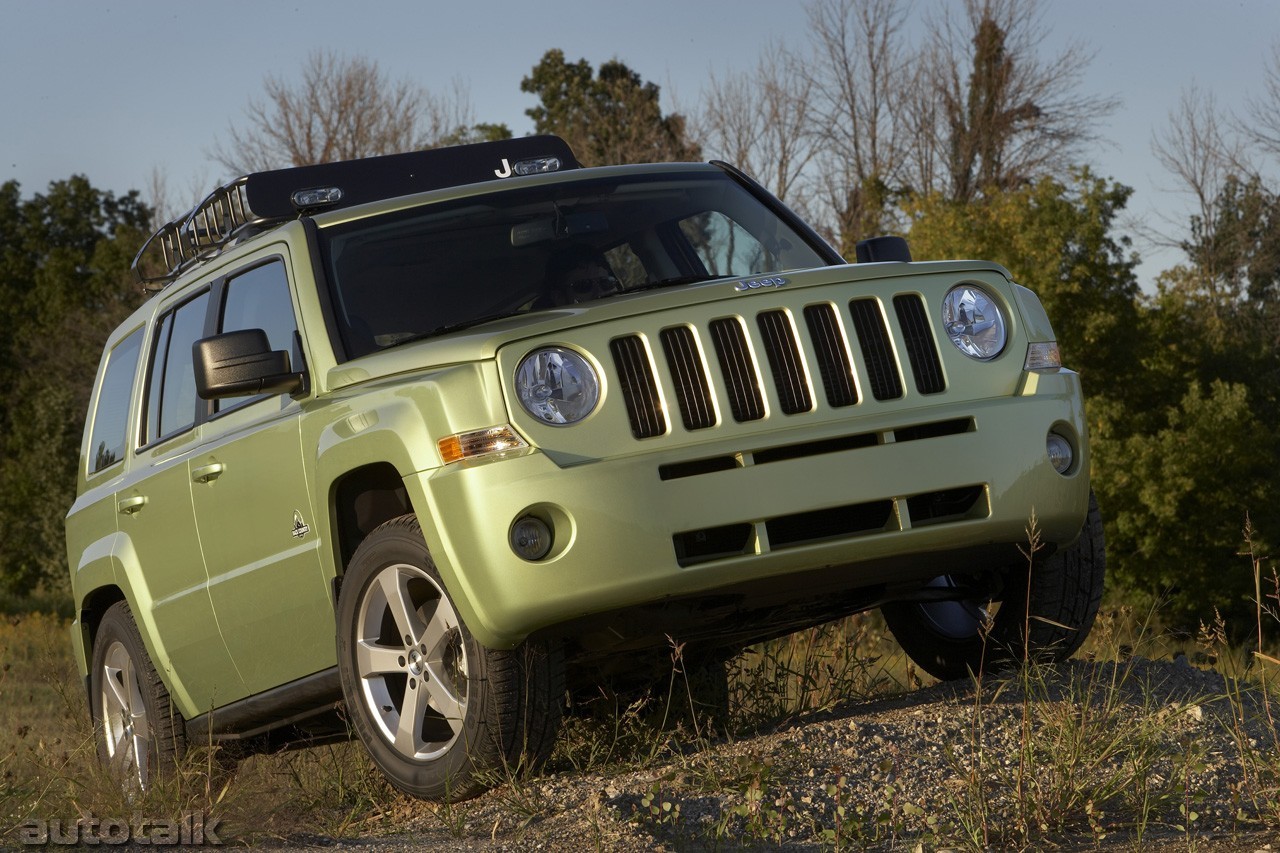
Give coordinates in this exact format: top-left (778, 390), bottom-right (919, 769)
top-left (883, 490), bottom-right (1106, 680)
top-left (336, 514), bottom-right (563, 801)
top-left (90, 601), bottom-right (187, 790)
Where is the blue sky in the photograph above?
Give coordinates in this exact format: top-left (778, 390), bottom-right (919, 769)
top-left (2, 0), bottom-right (1277, 288)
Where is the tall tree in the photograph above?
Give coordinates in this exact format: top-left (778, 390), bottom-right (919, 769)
top-left (521, 49), bottom-right (700, 167)
top-left (803, 0), bottom-right (912, 253)
top-left (793, 0), bottom-right (1114, 253)
top-left (919, 0), bottom-right (1118, 204)
top-left (0, 177), bottom-right (149, 599)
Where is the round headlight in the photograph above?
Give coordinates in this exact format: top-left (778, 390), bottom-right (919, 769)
top-left (515, 347), bottom-right (600, 425)
top-left (942, 285), bottom-right (1007, 360)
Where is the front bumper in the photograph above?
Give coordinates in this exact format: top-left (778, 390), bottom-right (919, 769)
top-left (408, 371), bottom-right (1090, 649)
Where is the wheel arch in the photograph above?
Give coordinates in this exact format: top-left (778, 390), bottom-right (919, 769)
top-left (328, 461), bottom-right (413, 580)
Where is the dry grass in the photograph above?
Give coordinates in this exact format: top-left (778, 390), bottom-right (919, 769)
top-left (4, 538), bottom-right (1279, 848)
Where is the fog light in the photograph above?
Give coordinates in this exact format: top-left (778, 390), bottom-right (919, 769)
top-left (510, 516), bottom-right (553, 561)
top-left (1046, 433), bottom-right (1073, 474)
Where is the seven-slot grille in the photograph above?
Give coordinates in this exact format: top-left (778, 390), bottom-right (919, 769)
top-left (611, 295), bottom-right (946, 439)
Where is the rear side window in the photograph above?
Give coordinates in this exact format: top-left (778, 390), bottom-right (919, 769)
top-left (88, 327), bottom-right (144, 474)
top-left (144, 291), bottom-right (211, 445)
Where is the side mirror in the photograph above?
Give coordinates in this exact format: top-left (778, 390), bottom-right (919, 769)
top-left (855, 236), bottom-right (912, 263)
top-left (193, 329), bottom-right (303, 399)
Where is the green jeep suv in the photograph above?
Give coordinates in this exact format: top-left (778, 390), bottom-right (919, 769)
top-left (66, 136), bottom-right (1103, 799)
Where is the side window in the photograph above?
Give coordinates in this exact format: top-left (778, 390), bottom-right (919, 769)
top-left (87, 327), bottom-right (144, 474)
top-left (216, 260), bottom-right (299, 412)
top-left (220, 260), bottom-right (298, 352)
top-left (144, 291), bottom-right (211, 444)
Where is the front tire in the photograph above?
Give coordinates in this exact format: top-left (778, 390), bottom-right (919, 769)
top-left (336, 514), bottom-right (563, 801)
top-left (883, 490), bottom-right (1106, 680)
top-left (90, 601), bottom-right (187, 790)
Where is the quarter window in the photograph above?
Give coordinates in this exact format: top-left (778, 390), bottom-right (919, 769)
top-left (87, 327), bottom-right (144, 473)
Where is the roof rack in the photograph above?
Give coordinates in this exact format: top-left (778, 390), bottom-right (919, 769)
top-left (133, 178), bottom-right (279, 292)
top-left (132, 135), bottom-right (581, 293)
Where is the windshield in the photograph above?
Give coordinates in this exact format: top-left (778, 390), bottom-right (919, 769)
top-left (318, 170), bottom-right (831, 359)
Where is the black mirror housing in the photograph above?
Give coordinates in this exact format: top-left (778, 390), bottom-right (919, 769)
top-left (194, 329), bottom-right (303, 399)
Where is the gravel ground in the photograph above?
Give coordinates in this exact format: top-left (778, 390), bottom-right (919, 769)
top-left (263, 656), bottom-right (1280, 851)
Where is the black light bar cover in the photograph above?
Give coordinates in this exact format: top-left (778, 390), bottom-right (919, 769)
top-left (244, 135), bottom-right (581, 218)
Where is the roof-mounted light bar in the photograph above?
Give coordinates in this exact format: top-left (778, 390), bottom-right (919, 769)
top-left (513, 157), bottom-right (562, 176)
top-left (291, 186), bottom-right (344, 211)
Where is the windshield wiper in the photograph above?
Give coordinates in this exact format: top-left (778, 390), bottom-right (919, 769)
top-left (626, 275), bottom-right (724, 294)
top-left (391, 311), bottom-right (522, 346)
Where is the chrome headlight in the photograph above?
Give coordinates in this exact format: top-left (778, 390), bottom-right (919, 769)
top-left (942, 285), bottom-right (1007, 360)
top-left (515, 347), bottom-right (600, 425)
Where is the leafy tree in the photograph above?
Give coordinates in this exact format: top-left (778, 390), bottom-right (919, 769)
top-left (1104, 178), bottom-right (1280, 630)
top-left (1092, 380), bottom-right (1274, 630)
top-left (521, 49), bottom-right (700, 167)
top-left (1182, 174), bottom-right (1280, 306)
top-left (0, 177), bottom-right (148, 600)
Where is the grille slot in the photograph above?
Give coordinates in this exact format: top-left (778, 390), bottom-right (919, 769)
top-left (906, 485), bottom-right (987, 526)
top-left (674, 523), bottom-right (754, 567)
top-left (848, 298), bottom-right (903, 400)
top-left (894, 294), bottom-right (945, 394)
top-left (804, 303), bottom-right (859, 408)
top-left (659, 326), bottom-right (716, 430)
top-left (757, 310), bottom-right (812, 415)
top-left (609, 336), bottom-right (666, 439)
top-left (766, 500), bottom-right (894, 548)
top-left (894, 417), bottom-right (972, 443)
top-left (709, 317), bottom-right (765, 422)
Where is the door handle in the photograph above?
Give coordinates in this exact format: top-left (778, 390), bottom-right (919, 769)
top-left (192, 462), bottom-right (226, 484)
top-left (117, 495), bottom-right (148, 515)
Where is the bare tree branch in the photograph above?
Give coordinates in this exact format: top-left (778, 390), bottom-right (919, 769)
top-left (803, 0), bottom-right (913, 250)
top-left (212, 51), bottom-right (475, 175)
top-left (1240, 42), bottom-right (1280, 164)
top-left (697, 41), bottom-right (819, 209)
top-left (1151, 85), bottom-right (1243, 245)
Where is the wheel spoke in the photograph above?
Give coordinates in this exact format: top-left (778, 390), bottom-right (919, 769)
top-left (104, 668), bottom-right (130, 717)
top-left (420, 598), bottom-right (457, 661)
top-left (378, 569), bottom-right (426, 645)
top-left (422, 661), bottom-right (466, 726)
top-left (356, 640), bottom-right (405, 676)
top-left (393, 675), bottom-right (427, 755)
